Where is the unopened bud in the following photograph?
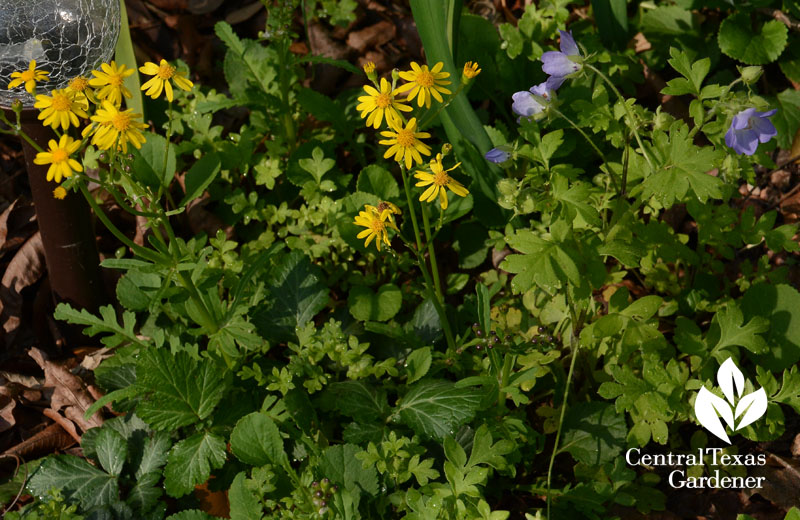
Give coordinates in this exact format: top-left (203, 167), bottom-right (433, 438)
top-left (441, 143), bottom-right (453, 156)
top-left (739, 66), bottom-right (763, 85)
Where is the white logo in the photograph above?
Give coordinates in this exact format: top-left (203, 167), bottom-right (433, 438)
top-left (694, 358), bottom-right (768, 444)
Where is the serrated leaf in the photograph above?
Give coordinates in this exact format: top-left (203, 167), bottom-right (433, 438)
top-left (712, 304), bottom-right (768, 354)
top-left (135, 349), bottom-right (226, 431)
top-left (501, 230), bottom-right (581, 294)
top-left (27, 455), bottom-right (119, 510)
top-left (167, 511), bottom-right (217, 520)
top-left (718, 14), bottom-right (788, 65)
top-left (54, 303), bottom-right (148, 348)
top-left (320, 444), bottom-right (378, 496)
top-left (136, 431), bottom-right (171, 479)
top-left (323, 381), bottom-right (389, 421)
top-left (164, 432), bottom-right (227, 498)
top-left (229, 472), bottom-right (263, 520)
top-left (94, 428), bottom-right (127, 476)
top-left (253, 250), bottom-right (329, 342)
top-left (126, 472), bottom-right (162, 513)
top-left (395, 380), bottom-right (482, 440)
top-left (132, 132), bottom-right (177, 188)
top-left (230, 412), bottom-right (288, 467)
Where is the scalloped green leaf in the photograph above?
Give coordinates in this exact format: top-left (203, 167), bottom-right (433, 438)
top-left (718, 14), bottom-right (787, 65)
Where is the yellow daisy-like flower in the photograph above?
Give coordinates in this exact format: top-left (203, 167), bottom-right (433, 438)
top-left (354, 205), bottom-right (397, 251)
top-left (414, 153), bottom-right (469, 210)
top-left (7, 60), bottom-right (49, 94)
top-left (462, 61), bottom-right (481, 80)
top-left (357, 78), bottom-right (412, 129)
top-left (66, 76), bottom-right (96, 105)
top-left (90, 101), bottom-right (148, 153)
top-left (379, 117), bottom-right (431, 170)
top-left (375, 201), bottom-right (401, 227)
top-left (33, 89), bottom-right (88, 130)
top-left (139, 59), bottom-right (194, 102)
top-left (53, 186), bottom-right (67, 199)
top-left (89, 61), bottom-right (134, 106)
top-left (362, 61), bottom-right (376, 75)
top-left (396, 62), bottom-right (451, 108)
top-left (33, 135), bottom-right (83, 183)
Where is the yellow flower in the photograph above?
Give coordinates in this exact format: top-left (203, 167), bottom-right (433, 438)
top-left (354, 205), bottom-right (397, 251)
top-left (33, 89), bottom-right (88, 130)
top-left (375, 201), bottom-right (401, 227)
top-left (357, 78), bottom-right (411, 129)
top-left (66, 76), bottom-right (96, 105)
top-left (90, 101), bottom-right (147, 153)
top-left (414, 153), bottom-right (469, 210)
top-left (7, 60), bottom-right (49, 94)
top-left (89, 61), bottom-right (134, 106)
top-left (362, 61), bottom-right (376, 75)
top-left (34, 135), bottom-right (83, 183)
top-left (53, 186), bottom-right (67, 199)
top-left (396, 62), bottom-right (451, 108)
top-left (462, 61), bottom-right (481, 80)
top-left (379, 117), bottom-right (431, 169)
top-left (139, 59), bottom-right (193, 102)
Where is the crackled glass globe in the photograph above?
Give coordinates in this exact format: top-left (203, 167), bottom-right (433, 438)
top-left (0, 0), bottom-right (120, 107)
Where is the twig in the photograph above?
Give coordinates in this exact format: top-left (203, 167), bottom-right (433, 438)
top-left (757, 8), bottom-right (800, 31)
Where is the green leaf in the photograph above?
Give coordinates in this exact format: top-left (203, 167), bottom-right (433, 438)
top-left (181, 153), bottom-right (222, 205)
top-left (297, 88), bottom-right (351, 138)
top-left (299, 147), bottom-right (336, 184)
top-left (254, 250), bottom-right (329, 342)
top-left (116, 0), bottom-right (143, 117)
top-left (395, 380), bottom-right (482, 440)
top-left (116, 269), bottom-right (162, 312)
top-left (323, 381), bottom-right (389, 421)
top-left (406, 347), bottom-right (432, 384)
top-left (559, 402), bottom-right (627, 465)
top-left (320, 444), bottom-right (379, 496)
top-left (718, 13), bottom-right (788, 65)
top-left (501, 229), bottom-right (581, 294)
top-left (640, 6), bottom-right (697, 35)
top-left (773, 88), bottom-right (800, 149)
top-left (127, 472), bottom-right (162, 513)
top-left (167, 510), bottom-right (217, 520)
top-left (132, 132), bottom-right (177, 189)
top-left (135, 349), bottom-right (226, 431)
top-left (94, 427), bottom-right (127, 476)
top-left (742, 283), bottom-right (800, 371)
top-left (711, 303), bottom-right (768, 355)
top-left (592, 0), bottom-right (629, 49)
top-left (552, 177), bottom-right (601, 227)
top-left (639, 122), bottom-right (724, 207)
top-left (54, 303), bottom-right (148, 349)
top-left (498, 23), bottom-right (523, 59)
top-left (230, 412), bottom-right (288, 468)
top-left (164, 432), bottom-right (227, 498)
top-left (348, 284), bottom-right (402, 322)
top-left (229, 472), bottom-right (263, 520)
top-left (356, 165), bottom-right (400, 200)
top-left (28, 455), bottom-right (119, 510)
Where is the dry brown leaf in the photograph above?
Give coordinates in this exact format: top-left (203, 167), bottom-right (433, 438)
top-left (2, 422), bottom-right (75, 457)
top-left (0, 199), bottom-right (18, 249)
top-left (194, 479), bottom-right (230, 517)
top-left (28, 347), bottom-right (104, 433)
top-left (0, 395), bottom-right (16, 433)
top-left (42, 408), bottom-right (81, 444)
top-left (748, 452), bottom-right (800, 510)
top-left (346, 20), bottom-right (396, 53)
top-left (0, 232), bottom-right (46, 340)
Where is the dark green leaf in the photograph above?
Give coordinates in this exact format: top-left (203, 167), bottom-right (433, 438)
top-left (28, 455), bottom-right (119, 510)
top-left (395, 380), bottom-right (482, 440)
top-left (320, 444), bottom-right (378, 496)
top-left (718, 14), bottom-right (788, 65)
top-left (560, 402), bottom-right (627, 465)
top-left (229, 472), bottom-right (263, 520)
top-left (230, 412), bottom-right (288, 467)
top-left (181, 153), bottom-right (221, 205)
top-left (356, 165), bottom-right (400, 200)
top-left (164, 432), bottom-right (227, 498)
top-left (348, 284), bottom-right (402, 322)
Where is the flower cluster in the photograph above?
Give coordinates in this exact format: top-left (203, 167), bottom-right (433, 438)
top-left (6, 58), bottom-right (194, 194)
top-left (353, 60), bottom-right (479, 251)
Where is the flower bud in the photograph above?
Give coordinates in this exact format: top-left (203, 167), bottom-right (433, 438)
top-left (739, 66), bottom-right (763, 85)
top-left (441, 143), bottom-right (453, 156)
top-left (462, 61), bottom-right (481, 84)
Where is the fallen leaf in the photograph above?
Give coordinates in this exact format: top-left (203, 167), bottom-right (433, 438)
top-left (0, 395), bottom-right (15, 433)
top-left (747, 452), bottom-right (800, 510)
top-left (0, 232), bottom-right (45, 342)
top-left (2, 422), bottom-right (75, 458)
top-left (346, 20), bottom-right (396, 53)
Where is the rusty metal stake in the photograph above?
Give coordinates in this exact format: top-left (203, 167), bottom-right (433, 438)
top-left (6, 108), bottom-right (106, 345)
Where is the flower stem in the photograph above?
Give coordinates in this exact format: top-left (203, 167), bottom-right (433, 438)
top-left (401, 165), bottom-right (424, 252)
top-left (586, 64), bottom-right (653, 172)
top-left (420, 202), bottom-right (444, 302)
top-left (414, 248), bottom-right (456, 351)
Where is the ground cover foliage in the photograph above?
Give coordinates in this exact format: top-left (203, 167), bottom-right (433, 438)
top-left (4, 0), bottom-right (800, 519)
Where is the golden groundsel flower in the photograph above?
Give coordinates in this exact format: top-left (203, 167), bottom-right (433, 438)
top-left (66, 76), bottom-right (96, 105)
top-left (139, 59), bottom-right (193, 102)
top-left (90, 101), bottom-right (147, 153)
top-left (53, 186), bottom-right (67, 200)
top-left (414, 153), bottom-right (469, 210)
top-left (89, 61), bottom-right (134, 106)
top-left (357, 78), bottom-right (411, 129)
top-left (396, 62), bottom-right (451, 108)
top-left (34, 135), bottom-right (83, 183)
top-left (354, 204), bottom-right (398, 251)
top-left (7, 60), bottom-right (49, 94)
top-left (463, 61), bottom-right (481, 80)
top-left (379, 117), bottom-right (431, 169)
top-left (34, 89), bottom-right (88, 130)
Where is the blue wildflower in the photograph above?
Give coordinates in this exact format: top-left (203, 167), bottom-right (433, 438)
top-left (725, 108), bottom-right (777, 156)
top-left (511, 82), bottom-right (554, 120)
top-left (485, 146), bottom-right (512, 164)
top-left (541, 30), bottom-right (582, 90)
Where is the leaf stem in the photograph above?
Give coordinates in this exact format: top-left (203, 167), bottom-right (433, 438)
top-left (420, 202), bottom-right (444, 301)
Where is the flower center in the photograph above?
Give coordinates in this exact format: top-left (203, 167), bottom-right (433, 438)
top-left (416, 70), bottom-right (434, 87)
top-left (110, 74), bottom-right (124, 87)
top-left (396, 129), bottom-right (416, 148)
top-left (157, 63), bottom-right (175, 80)
top-left (369, 218), bottom-right (386, 232)
top-left (20, 69), bottom-right (36, 81)
top-left (111, 112), bottom-right (131, 131)
top-left (433, 170), bottom-right (450, 186)
top-left (51, 93), bottom-right (71, 111)
top-left (376, 93), bottom-right (392, 108)
top-left (69, 77), bottom-right (88, 91)
top-left (52, 149), bottom-right (69, 163)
